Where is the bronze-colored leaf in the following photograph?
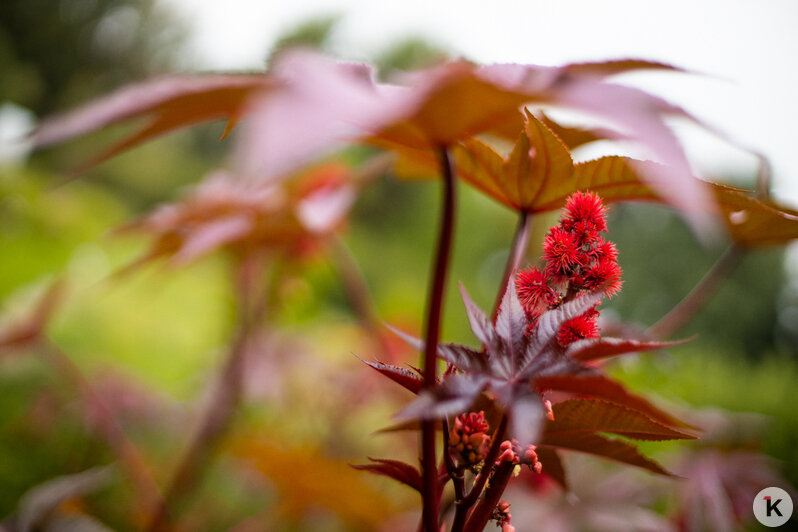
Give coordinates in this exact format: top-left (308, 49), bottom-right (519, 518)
top-left (535, 374), bottom-right (694, 430)
top-left (713, 184), bottom-right (798, 246)
top-left (33, 74), bottom-right (273, 172)
top-left (351, 458), bottom-right (422, 492)
top-left (566, 337), bottom-right (688, 363)
top-left (533, 447), bottom-right (568, 490)
top-left (362, 360), bottom-right (423, 394)
top-left (539, 432), bottom-right (673, 476)
top-left (561, 59), bottom-right (686, 78)
top-left (453, 111), bottom-right (574, 212)
top-left (545, 399), bottom-right (696, 441)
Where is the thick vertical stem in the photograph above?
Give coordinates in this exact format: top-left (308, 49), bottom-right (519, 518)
top-left (492, 210), bottom-right (532, 320)
top-left (420, 147), bottom-right (457, 532)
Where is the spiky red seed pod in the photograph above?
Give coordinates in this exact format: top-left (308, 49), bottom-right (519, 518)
top-left (563, 191), bottom-right (608, 233)
top-left (557, 310), bottom-right (599, 347)
top-left (516, 267), bottom-right (556, 315)
top-left (588, 237), bottom-right (619, 263)
top-left (565, 218), bottom-right (603, 247)
top-left (583, 257), bottom-right (623, 297)
top-left (543, 226), bottom-right (581, 280)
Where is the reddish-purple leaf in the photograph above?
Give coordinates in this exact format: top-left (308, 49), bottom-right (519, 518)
top-left (361, 360), bottom-right (423, 394)
top-left (566, 337), bottom-right (689, 363)
top-left (459, 283), bottom-right (497, 350)
top-left (540, 432), bottom-right (673, 476)
top-left (560, 59), bottom-right (686, 78)
top-left (533, 447), bottom-right (568, 490)
top-left (351, 458), bottom-right (422, 492)
top-left (545, 399), bottom-right (696, 441)
top-left (33, 74), bottom-right (273, 172)
top-left (396, 374), bottom-right (488, 420)
top-left (238, 51), bottom-right (414, 180)
top-left (535, 374), bottom-right (694, 430)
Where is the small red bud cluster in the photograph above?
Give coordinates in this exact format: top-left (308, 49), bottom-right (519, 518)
top-left (496, 439), bottom-right (543, 474)
top-left (491, 500), bottom-right (515, 532)
top-left (516, 191), bottom-right (622, 347)
top-left (449, 411), bottom-right (491, 471)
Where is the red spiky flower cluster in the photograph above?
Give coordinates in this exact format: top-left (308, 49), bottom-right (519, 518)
top-left (517, 191), bottom-right (622, 347)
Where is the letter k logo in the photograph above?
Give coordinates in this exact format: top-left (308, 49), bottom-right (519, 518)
top-left (765, 496), bottom-right (784, 517)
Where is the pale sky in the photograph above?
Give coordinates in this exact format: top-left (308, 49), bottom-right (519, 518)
top-left (163, 0), bottom-right (798, 206)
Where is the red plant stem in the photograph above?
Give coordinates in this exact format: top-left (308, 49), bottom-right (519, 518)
top-left (40, 339), bottom-right (164, 523)
top-left (648, 244), bottom-right (743, 339)
top-left (493, 210), bottom-right (532, 320)
top-left (450, 415), bottom-right (508, 531)
top-left (462, 462), bottom-right (514, 532)
top-left (442, 418), bottom-right (465, 500)
top-left (420, 147), bottom-right (457, 532)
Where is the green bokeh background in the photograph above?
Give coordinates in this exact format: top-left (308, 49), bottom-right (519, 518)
top-left (1, 3), bottom-right (796, 530)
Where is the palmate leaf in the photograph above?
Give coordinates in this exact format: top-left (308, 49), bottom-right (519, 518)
top-left (462, 109), bottom-right (575, 212)
top-left (544, 399), bottom-right (696, 441)
top-left (396, 282), bottom-right (606, 445)
top-left (36, 52), bottom-right (712, 220)
top-left (377, 56), bottom-right (685, 149)
top-left (350, 458), bottom-right (422, 493)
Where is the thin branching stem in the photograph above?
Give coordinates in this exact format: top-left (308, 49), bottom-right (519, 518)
top-left (420, 146), bottom-right (458, 531)
top-left (146, 256), bottom-right (271, 532)
top-left (648, 244), bottom-right (744, 339)
top-left (462, 461), bottom-right (514, 532)
top-left (451, 415), bottom-right (508, 532)
top-left (493, 210), bottom-right (532, 320)
top-left (40, 339), bottom-right (165, 524)
top-left (328, 235), bottom-right (393, 356)
top-left (442, 417), bottom-right (465, 500)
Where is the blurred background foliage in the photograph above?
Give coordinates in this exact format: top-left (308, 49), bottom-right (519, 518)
top-left (1, 4), bottom-right (796, 531)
